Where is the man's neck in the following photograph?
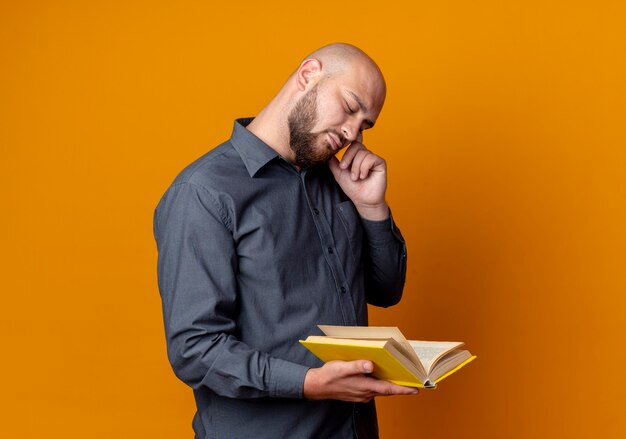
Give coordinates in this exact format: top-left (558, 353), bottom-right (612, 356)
top-left (245, 95), bottom-right (297, 165)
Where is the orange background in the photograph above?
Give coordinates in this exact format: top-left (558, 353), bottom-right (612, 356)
top-left (1, 1), bottom-right (625, 437)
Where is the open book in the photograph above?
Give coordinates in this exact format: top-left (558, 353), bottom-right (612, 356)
top-left (300, 325), bottom-right (476, 389)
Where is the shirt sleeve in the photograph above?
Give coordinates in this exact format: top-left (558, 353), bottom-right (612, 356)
top-left (153, 181), bottom-right (309, 399)
top-left (359, 211), bottom-right (408, 307)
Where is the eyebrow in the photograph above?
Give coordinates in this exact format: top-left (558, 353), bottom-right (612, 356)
top-left (347, 91), bottom-right (375, 129)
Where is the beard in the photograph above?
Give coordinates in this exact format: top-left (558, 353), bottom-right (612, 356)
top-left (287, 83), bottom-right (341, 169)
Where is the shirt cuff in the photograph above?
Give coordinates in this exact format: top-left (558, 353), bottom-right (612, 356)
top-left (268, 357), bottom-right (310, 398)
top-left (360, 211), bottom-right (404, 246)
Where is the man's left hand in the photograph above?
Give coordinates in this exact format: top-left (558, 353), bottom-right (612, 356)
top-left (328, 136), bottom-right (390, 221)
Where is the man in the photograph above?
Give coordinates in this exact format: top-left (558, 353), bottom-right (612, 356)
top-left (154, 43), bottom-right (414, 439)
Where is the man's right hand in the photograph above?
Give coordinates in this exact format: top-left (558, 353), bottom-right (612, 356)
top-left (303, 360), bottom-right (419, 402)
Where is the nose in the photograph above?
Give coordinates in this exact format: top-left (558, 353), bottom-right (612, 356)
top-left (341, 121), bottom-right (360, 144)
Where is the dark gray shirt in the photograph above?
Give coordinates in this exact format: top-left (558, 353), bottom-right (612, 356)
top-left (153, 118), bottom-right (407, 439)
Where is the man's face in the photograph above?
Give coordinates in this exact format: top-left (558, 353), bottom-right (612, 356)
top-left (287, 65), bottom-right (385, 169)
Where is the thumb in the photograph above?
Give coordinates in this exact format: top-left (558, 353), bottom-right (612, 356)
top-left (353, 360), bottom-right (373, 374)
top-left (331, 360), bottom-right (373, 376)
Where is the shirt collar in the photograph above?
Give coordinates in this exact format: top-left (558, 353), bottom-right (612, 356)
top-left (230, 117), bottom-right (279, 177)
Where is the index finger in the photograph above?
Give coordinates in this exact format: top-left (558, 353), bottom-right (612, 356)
top-left (372, 380), bottom-right (419, 396)
top-left (339, 141), bottom-right (365, 169)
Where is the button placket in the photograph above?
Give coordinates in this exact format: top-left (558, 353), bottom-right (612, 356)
top-left (299, 172), bottom-right (358, 325)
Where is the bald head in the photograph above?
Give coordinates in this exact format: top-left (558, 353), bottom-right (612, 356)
top-left (295, 43), bottom-right (386, 98)
top-left (302, 43), bottom-right (382, 76)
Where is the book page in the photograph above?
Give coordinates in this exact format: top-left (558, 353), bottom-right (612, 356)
top-left (318, 325), bottom-right (405, 341)
top-left (429, 350), bottom-right (472, 381)
top-left (408, 341), bottom-right (464, 374)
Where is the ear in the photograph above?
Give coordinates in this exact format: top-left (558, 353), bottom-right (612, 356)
top-left (295, 58), bottom-right (322, 91)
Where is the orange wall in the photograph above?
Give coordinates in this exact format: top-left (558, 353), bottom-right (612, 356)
top-left (1, 1), bottom-right (624, 437)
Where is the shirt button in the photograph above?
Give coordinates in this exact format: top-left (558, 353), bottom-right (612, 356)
top-left (327, 247), bottom-right (334, 254)
top-left (340, 287), bottom-right (346, 294)
top-left (313, 208), bottom-right (320, 215)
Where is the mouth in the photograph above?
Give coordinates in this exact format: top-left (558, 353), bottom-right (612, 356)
top-left (327, 132), bottom-right (341, 150)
